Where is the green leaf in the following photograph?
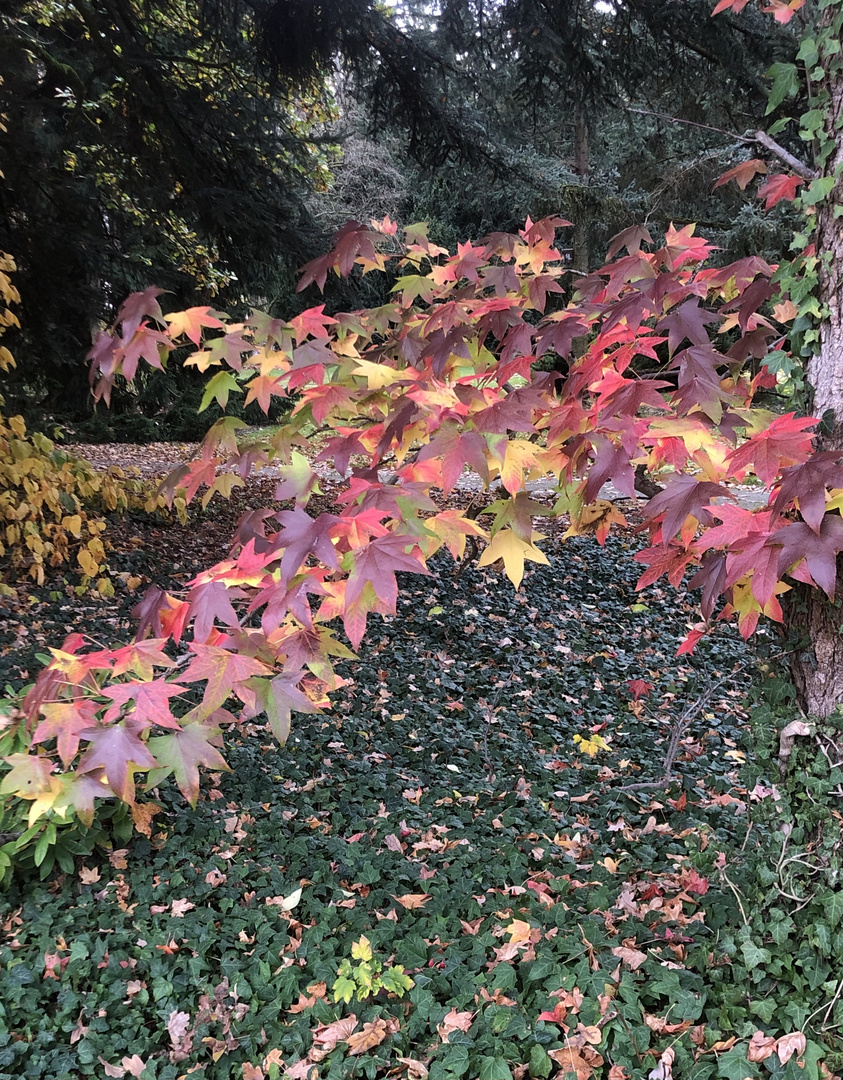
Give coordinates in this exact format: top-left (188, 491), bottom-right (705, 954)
top-left (741, 940), bottom-right (771, 971)
top-left (802, 176), bottom-right (835, 206)
top-left (765, 63), bottom-right (800, 114)
top-left (478, 1058), bottom-right (513, 1080)
top-left (332, 975), bottom-right (356, 1004)
top-left (529, 1044), bottom-right (552, 1079)
top-left (199, 370), bottom-right (242, 412)
top-left (796, 38), bottom-right (819, 67)
top-left (717, 1048), bottom-right (757, 1080)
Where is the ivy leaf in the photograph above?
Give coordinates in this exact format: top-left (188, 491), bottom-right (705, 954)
top-left (146, 721), bottom-right (230, 806)
top-left (765, 62), bottom-right (800, 114)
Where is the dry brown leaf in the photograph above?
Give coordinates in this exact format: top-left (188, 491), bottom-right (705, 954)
top-left (648, 1046), bottom-right (674, 1080)
top-left (130, 801), bottom-right (161, 838)
top-left (99, 1058), bottom-right (126, 1078)
top-left (643, 1015), bottom-right (690, 1035)
top-left (346, 1018), bottom-right (391, 1056)
top-left (747, 1031), bottom-right (778, 1063)
top-left (79, 866), bottom-right (100, 885)
top-left (262, 1049), bottom-right (285, 1071)
top-left (437, 1008), bottom-right (474, 1042)
top-left (505, 919), bottom-right (533, 945)
top-left (397, 1057), bottom-right (429, 1079)
top-left (548, 1045), bottom-right (603, 1080)
top-left (109, 849), bottom-right (129, 869)
top-left (776, 1032), bottom-right (807, 1065)
top-left (384, 834), bottom-right (404, 852)
top-left (284, 1061), bottom-right (318, 1080)
top-left (171, 898), bottom-right (196, 917)
top-left (121, 1056), bottom-right (147, 1078)
top-left (393, 893), bottom-right (431, 909)
top-left (242, 1064), bottom-right (264, 1080)
top-left (311, 1015), bottom-right (358, 1051)
top-left (612, 945), bottom-right (647, 971)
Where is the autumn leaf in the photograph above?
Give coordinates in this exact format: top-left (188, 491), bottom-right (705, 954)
top-left (393, 893), bottom-right (431, 909)
top-left (346, 1017), bottom-right (398, 1055)
top-left (757, 172), bottom-right (805, 209)
top-left (77, 720), bottom-right (159, 802)
top-left (612, 945), bottom-right (647, 970)
top-left (164, 306), bottom-right (225, 345)
top-left (146, 721), bottom-right (230, 805)
top-left (437, 1008), bottom-right (474, 1042)
top-left (712, 158), bottom-right (767, 191)
top-left (477, 528), bottom-right (549, 589)
top-left (311, 1015), bottom-right (358, 1051)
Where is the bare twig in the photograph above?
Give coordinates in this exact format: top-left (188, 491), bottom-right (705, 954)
top-left (624, 107), bottom-right (818, 179)
top-left (617, 674), bottom-right (731, 791)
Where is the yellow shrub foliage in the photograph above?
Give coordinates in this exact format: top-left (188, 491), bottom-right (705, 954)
top-left (0, 414), bottom-right (151, 587)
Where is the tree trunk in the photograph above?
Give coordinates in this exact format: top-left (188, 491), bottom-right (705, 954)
top-left (786, 46), bottom-right (843, 718)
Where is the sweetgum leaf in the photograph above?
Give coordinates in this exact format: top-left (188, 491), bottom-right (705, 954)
top-left (146, 721), bottom-right (230, 805)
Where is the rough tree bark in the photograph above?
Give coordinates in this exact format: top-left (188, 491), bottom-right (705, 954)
top-left (786, 45), bottom-right (843, 718)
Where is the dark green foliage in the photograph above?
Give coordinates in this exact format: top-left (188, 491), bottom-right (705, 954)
top-left (1, 538), bottom-right (828, 1078)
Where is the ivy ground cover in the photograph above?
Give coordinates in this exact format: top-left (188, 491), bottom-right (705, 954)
top-left (0, 528), bottom-right (814, 1080)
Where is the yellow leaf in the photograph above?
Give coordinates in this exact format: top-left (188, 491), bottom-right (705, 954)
top-left (28, 775), bottom-right (66, 827)
top-left (351, 935), bottom-right (373, 962)
top-left (352, 359), bottom-right (398, 389)
top-left (77, 548), bottom-right (99, 576)
top-left (477, 528), bottom-right (548, 589)
top-left (500, 440), bottom-right (541, 494)
top-left (505, 919), bottom-right (533, 944)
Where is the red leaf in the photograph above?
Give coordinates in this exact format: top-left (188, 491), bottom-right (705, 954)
top-left (626, 679), bottom-right (654, 701)
top-left (773, 516), bottom-right (843, 599)
top-left (712, 159), bottom-right (767, 192)
top-left (757, 173), bottom-right (805, 210)
top-left (101, 681), bottom-right (187, 730)
top-left (643, 473), bottom-right (732, 542)
top-left (725, 413), bottom-right (817, 487)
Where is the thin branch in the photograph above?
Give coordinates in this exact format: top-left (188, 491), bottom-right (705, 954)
top-left (625, 107), bottom-right (818, 179)
top-left (625, 106), bottom-right (755, 142)
top-left (754, 130), bottom-right (818, 180)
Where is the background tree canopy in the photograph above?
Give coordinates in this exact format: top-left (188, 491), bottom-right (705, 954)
top-left (1, 0), bottom-right (801, 429)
